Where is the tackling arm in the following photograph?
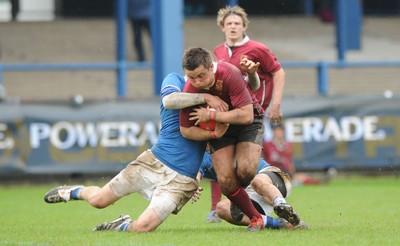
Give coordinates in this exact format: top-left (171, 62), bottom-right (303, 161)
top-left (163, 92), bottom-right (229, 112)
top-left (163, 92), bottom-right (205, 109)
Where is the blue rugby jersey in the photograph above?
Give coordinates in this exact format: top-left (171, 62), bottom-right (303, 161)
top-left (151, 73), bottom-right (207, 179)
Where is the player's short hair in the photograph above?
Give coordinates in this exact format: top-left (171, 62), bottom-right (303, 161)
top-left (182, 47), bottom-right (213, 71)
top-left (217, 5), bottom-right (249, 28)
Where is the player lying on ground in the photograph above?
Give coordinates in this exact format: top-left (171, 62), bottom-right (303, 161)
top-left (193, 151), bottom-right (308, 229)
top-left (43, 72), bottom-right (229, 233)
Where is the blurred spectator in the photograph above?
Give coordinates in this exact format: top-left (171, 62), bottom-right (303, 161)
top-left (0, 84), bottom-right (6, 102)
top-left (0, 40), bottom-right (5, 102)
top-left (184, 0), bottom-right (206, 17)
top-left (11, 0), bottom-right (19, 21)
top-left (263, 124), bottom-right (336, 186)
top-left (207, 179), bottom-right (222, 223)
top-left (318, 0), bottom-right (334, 23)
top-left (128, 0), bottom-right (151, 61)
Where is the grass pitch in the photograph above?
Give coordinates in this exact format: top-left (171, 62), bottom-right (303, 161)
top-left (0, 175), bottom-right (399, 246)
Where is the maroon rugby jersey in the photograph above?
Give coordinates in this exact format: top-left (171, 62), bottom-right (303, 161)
top-left (214, 36), bottom-right (281, 110)
top-left (180, 61), bottom-right (264, 128)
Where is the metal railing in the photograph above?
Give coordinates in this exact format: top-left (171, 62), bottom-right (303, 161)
top-left (0, 62), bottom-right (152, 97)
top-left (281, 60), bottom-right (400, 95)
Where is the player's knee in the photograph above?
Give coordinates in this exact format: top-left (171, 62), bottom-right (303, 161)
top-left (215, 201), bottom-right (229, 219)
top-left (132, 221), bottom-right (157, 233)
top-left (251, 174), bottom-right (272, 192)
top-left (217, 176), bottom-right (236, 194)
top-left (237, 172), bottom-right (253, 187)
top-left (88, 196), bottom-right (108, 209)
top-left (250, 175), bottom-right (263, 191)
top-left (237, 166), bottom-right (256, 186)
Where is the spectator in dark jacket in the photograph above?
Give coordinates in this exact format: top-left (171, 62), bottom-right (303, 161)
top-left (128, 0), bottom-right (151, 61)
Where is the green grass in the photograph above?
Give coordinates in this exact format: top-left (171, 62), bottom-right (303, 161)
top-left (1, 176), bottom-right (399, 246)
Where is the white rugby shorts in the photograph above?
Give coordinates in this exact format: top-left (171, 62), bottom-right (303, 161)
top-left (108, 149), bottom-right (198, 220)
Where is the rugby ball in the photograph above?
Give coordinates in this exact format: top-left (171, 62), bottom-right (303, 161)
top-left (198, 107), bottom-right (216, 131)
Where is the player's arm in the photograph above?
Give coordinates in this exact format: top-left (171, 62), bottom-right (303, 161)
top-left (180, 121), bottom-right (229, 141)
top-left (247, 71), bottom-right (261, 91)
top-left (189, 104), bottom-right (254, 126)
top-left (268, 68), bottom-right (285, 123)
top-left (163, 92), bottom-right (229, 112)
top-left (240, 57), bottom-right (260, 91)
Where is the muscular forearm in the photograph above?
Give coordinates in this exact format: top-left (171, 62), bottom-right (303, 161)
top-left (212, 104), bottom-right (254, 125)
top-left (271, 68), bottom-right (285, 105)
top-left (163, 92), bottom-right (205, 109)
top-left (247, 72), bottom-right (260, 91)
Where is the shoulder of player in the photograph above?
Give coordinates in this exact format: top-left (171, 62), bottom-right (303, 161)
top-left (216, 62), bottom-right (243, 79)
top-left (213, 43), bottom-right (225, 51)
top-left (161, 73), bottom-right (184, 88)
top-left (217, 61), bottom-right (240, 71)
top-left (160, 75), bottom-right (185, 96)
top-left (246, 39), bottom-right (274, 53)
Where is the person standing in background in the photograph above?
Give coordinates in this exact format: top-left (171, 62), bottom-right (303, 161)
top-left (214, 5), bottom-right (285, 122)
top-left (263, 124), bottom-right (337, 186)
top-left (11, 0), bottom-right (19, 21)
top-left (128, 0), bottom-right (151, 61)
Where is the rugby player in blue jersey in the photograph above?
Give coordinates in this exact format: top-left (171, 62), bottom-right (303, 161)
top-left (43, 72), bottom-right (229, 233)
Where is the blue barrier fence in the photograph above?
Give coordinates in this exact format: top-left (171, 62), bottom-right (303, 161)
top-left (280, 60), bottom-right (400, 95)
top-left (0, 62), bottom-right (153, 98)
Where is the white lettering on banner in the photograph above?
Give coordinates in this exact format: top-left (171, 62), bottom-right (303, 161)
top-left (363, 117), bottom-right (386, 140)
top-left (30, 123), bottom-right (51, 148)
top-left (99, 122), bottom-right (140, 147)
top-left (27, 116), bottom-right (386, 149)
top-left (76, 123), bottom-right (98, 147)
top-left (0, 123), bottom-right (15, 149)
top-left (29, 121), bottom-right (159, 149)
top-left (284, 118), bottom-right (303, 142)
top-left (338, 116), bottom-right (362, 141)
top-left (51, 122), bottom-right (77, 149)
top-left (283, 116), bottom-right (386, 143)
top-left (302, 117), bottom-right (324, 142)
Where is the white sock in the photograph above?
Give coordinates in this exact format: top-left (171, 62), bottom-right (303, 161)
top-left (273, 196), bottom-right (287, 206)
top-left (261, 215), bottom-right (268, 226)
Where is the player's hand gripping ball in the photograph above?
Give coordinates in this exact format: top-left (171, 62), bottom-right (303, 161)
top-left (198, 106), bottom-right (216, 131)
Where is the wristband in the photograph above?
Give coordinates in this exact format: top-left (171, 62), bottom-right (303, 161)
top-left (209, 111), bottom-right (216, 121)
top-left (210, 131), bottom-right (216, 139)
